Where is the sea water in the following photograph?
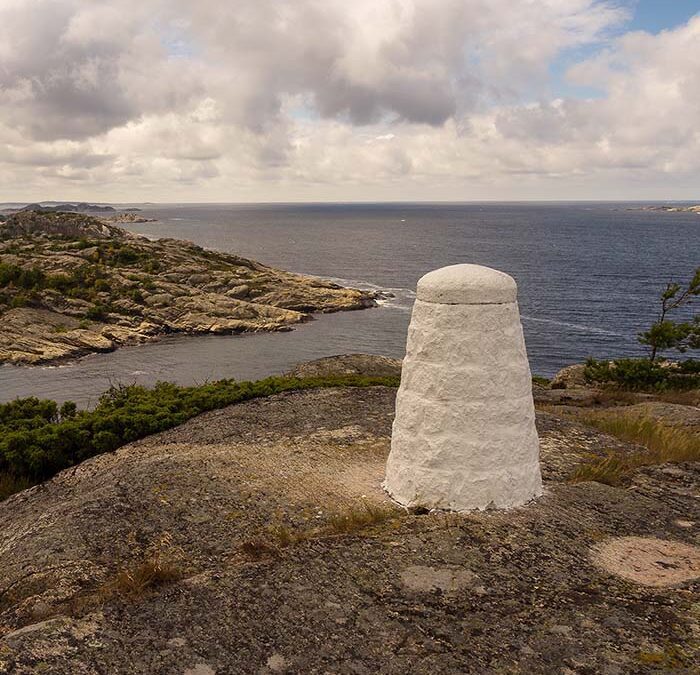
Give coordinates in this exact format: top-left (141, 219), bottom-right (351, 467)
top-left (1, 202), bottom-right (697, 407)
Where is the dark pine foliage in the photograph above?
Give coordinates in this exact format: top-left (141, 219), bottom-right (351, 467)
top-left (584, 357), bottom-right (700, 391)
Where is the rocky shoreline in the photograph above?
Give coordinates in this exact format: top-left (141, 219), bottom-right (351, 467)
top-left (0, 211), bottom-right (377, 365)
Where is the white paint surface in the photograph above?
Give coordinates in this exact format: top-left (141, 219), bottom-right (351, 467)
top-left (384, 264), bottom-right (542, 511)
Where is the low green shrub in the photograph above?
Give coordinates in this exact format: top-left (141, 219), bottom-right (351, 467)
top-left (0, 260), bottom-right (114, 307)
top-left (0, 373), bottom-right (400, 501)
top-left (10, 293), bottom-right (29, 308)
top-left (129, 289), bottom-right (145, 304)
top-left (0, 262), bottom-right (46, 290)
top-left (584, 357), bottom-right (700, 391)
top-left (85, 303), bottom-right (110, 321)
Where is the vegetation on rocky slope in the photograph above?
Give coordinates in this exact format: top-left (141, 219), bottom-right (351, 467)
top-left (0, 211), bottom-right (376, 364)
top-left (580, 268), bottom-right (700, 392)
top-left (0, 373), bottom-right (400, 501)
top-left (584, 357), bottom-right (700, 390)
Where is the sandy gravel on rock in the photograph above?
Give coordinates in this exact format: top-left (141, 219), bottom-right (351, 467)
top-left (592, 536), bottom-right (700, 587)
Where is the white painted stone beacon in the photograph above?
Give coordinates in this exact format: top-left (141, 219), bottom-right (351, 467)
top-left (384, 263), bottom-right (543, 511)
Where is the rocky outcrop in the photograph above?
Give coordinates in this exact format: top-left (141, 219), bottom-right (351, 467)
top-left (0, 212), bottom-right (376, 364)
top-left (0, 210), bottom-right (124, 240)
top-left (102, 213), bottom-right (157, 224)
top-left (0, 308), bottom-right (161, 364)
top-left (285, 353), bottom-right (402, 379)
top-left (0, 369), bottom-right (698, 673)
top-left (551, 363), bottom-right (588, 389)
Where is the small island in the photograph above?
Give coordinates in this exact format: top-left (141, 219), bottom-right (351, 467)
top-left (636, 204), bottom-right (700, 214)
top-left (0, 210), bottom-right (376, 365)
top-left (102, 212), bottom-right (158, 224)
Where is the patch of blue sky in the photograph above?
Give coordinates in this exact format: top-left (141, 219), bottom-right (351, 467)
top-left (164, 37), bottom-right (197, 59)
top-left (289, 105), bottom-right (319, 122)
top-left (549, 44), bottom-right (609, 101)
top-left (155, 19), bottom-right (199, 59)
top-left (548, 0), bottom-right (699, 101)
top-left (625, 0), bottom-right (699, 33)
top-left (285, 95), bottom-right (321, 123)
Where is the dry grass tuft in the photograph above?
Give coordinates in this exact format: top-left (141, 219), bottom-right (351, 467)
top-left (240, 539), bottom-right (282, 561)
top-left (100, 533), bottom-right (184, 601)
top-left (241, 522), bottom-right (304, 560)
top-left (591, 389), bottom-right (641, 406)
top-left (323, 502), bottom-right (398, 535)
top-left (241, 502), bottom-right (402, 561)
top-left (570, 414), bottom-right (700, 486)
top-left (267, 523), bottom-right (298, 548)
top-left (591, 387), bottom-right (700, 407)
top-left (655, 389), bottom-right (700, 406)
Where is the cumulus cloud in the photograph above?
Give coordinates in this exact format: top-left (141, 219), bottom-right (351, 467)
top-left (173, 0), bottom-right (628, 127)
top-left (0, 0), bottom-right (697, 200)
top-left (491, 15), bottom-right (700, 176)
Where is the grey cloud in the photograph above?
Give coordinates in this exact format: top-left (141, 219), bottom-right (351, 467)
top-left (312, 74), bottom-right (457, 126)
top-left (3, 145), bottom-right (114, 168)
top-left (0, 2), bottom-right (134, 139)
top-left (0, 0), bottom-right (627, 146)
top-left (179, 0), bottom-right (619, 130)
top-left (3, 0), bottom-right (695, 202)
top-left (0, 0), bottom-right (203, 142)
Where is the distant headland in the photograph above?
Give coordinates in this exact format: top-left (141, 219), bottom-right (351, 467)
top-left (0, 210), bottom-right (377, 365)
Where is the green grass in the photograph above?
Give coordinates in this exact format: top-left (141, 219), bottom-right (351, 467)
top-left (0, 373), bottom-right (400, 501)
top-left (570, 413), bottom-right (700, 486)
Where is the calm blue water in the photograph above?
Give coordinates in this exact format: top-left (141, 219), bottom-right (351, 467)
top-left (1, 202), bottom-right (698, 407)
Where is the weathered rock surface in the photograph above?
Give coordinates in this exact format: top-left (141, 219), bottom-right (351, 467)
top-left (285, 353), bottom-right (402, 379)
top-left (0, 212), bottom-right (376, 364)
top-left (551, 363), bottom-right (588, 389)
top-left (0, 210), bottom-right (123, 240)
top-left (0, 373), bottom-right (698, 673)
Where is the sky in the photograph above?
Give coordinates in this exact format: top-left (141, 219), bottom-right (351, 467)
top-left (0, 0), bottom-right (698, 203)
